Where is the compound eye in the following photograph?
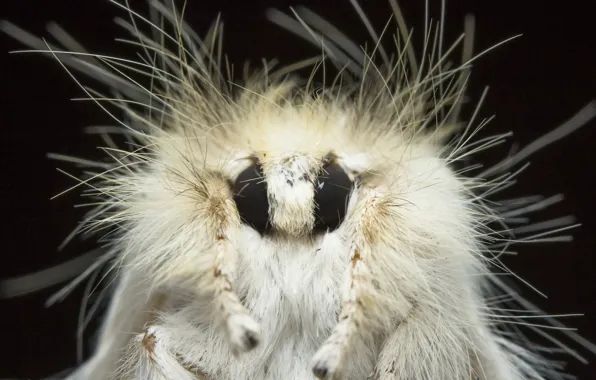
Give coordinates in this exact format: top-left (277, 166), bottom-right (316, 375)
top-left (313, 163), bottom-right (353, 233)
top-left (232, 163), bottom-right (270, 233)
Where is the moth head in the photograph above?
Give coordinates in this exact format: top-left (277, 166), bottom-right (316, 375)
top-left (232, 152), bottom-right (353, 237)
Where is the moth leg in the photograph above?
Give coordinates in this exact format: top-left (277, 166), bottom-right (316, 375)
top-left (311, 186), bottom-right (390, 379)
top-left (211, 233), bottom-right (260, 355)
top-left (116, 321), bottom-right (211, 380)
top-left (64, 268), bottom-right (165, 380)
top-left (169, 174), bottom-right (260, 356)
top-left (371, 308), bottom-right (474, 380)
top-left (371, 291), bottom-right (520, 379)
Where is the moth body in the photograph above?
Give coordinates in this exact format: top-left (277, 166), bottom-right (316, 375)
top-left (1, 1), bottom-right (595, 379)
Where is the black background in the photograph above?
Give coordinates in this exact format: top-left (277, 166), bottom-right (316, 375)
top-left (1, 0), bottom-right (595, 379)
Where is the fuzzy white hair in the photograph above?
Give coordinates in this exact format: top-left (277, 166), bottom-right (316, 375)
top-left (1, 1), bottom-right (595, 379)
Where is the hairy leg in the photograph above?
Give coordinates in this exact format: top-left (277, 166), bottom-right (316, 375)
top-left (65, 269), bottom-right (163, 380)
top-left (115, 310), bottom-right (212, 380)
top-left (110, 174), bottom-right (259, 377)
top-left (312, 185), bottom-right (412, 379)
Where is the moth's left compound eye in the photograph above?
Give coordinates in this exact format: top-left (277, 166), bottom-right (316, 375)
top-left (313, 163), bottom-right (353, 233)
top-left (233, 163), bottom-right (270, 233)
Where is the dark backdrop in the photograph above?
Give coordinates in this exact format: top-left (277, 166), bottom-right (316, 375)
top-left (1, 0), bottom-right (595, 379)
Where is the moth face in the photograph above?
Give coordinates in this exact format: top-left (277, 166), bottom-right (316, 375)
top-left (231, 154), bottom-right (354, 236)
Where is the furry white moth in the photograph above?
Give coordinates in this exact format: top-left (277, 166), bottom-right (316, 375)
top-left (1, 0), bottom-right (595, 379)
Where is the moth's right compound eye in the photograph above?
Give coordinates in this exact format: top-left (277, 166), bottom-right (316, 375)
top-left (313, 163), bottom-right (353, 233)
top-left (233, 163), bottom-right (270, 233)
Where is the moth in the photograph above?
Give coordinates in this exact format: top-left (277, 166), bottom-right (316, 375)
top-left (1, 0), bottom-right (595, 379)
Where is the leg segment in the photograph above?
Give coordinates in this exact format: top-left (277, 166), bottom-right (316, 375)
top-left (312, 186), bottom-right (403, 379)
top-left (115, 312), bottom-right (212, 380)
top-left (165, 174), bottom-right (260, 356)
top-left (212, 234), bottom-right (260, 355)
top-left (64, 269), bottom-right (164, 380)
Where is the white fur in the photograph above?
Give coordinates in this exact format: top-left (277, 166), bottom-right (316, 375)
top-left (1, 1), bottom-right (595, 380)
top-left (59, 109), bottom-right (514, 380)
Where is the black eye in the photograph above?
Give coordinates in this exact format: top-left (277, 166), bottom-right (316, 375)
top-left (313, 164), bottom-right (353, 233)
top-left (232, 163), bottom-right (270, 233)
